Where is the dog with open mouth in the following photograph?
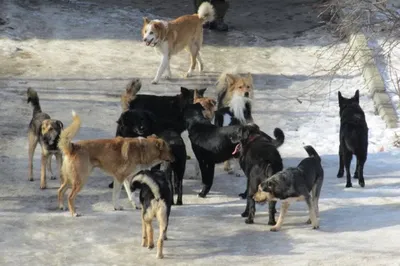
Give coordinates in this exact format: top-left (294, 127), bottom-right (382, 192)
top-left (253, 145), bottom-right (324, 231)
top-left (141, 2), bottom-right (215, 84)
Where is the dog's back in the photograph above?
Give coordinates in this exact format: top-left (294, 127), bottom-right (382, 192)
top-left (340, 104), bottom-right (368, 155)
top-left (298, 145), bottom-right (324, 191)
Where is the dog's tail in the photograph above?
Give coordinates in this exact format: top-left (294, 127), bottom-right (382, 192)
top-left (272, 128), bottom-right (285, 148)
top-left (58, 110), bottom-right (81, 155)
top-left (121, 78), bottom-right (142, 112)
top-left (27, 87), bottom-right (42, 115)
top-left (131, 172), bottom-right (161, 200)
top-left (304, 145), bottom-right (321, 163)
top-left (197, 2), bottom-right (215, 23)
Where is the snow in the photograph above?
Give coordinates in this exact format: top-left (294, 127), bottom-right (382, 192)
top-left (1, 1), bottom-right (400, 265)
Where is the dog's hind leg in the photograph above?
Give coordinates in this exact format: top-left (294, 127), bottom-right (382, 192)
top-left (56, 153), bottom-right (63, 183)
top-left (112, 178), bottom-right (124, 211)
top-left (141, 209), bottom-right (147, 247)
top-left (40, 153), bottom-right (48, 189)
top-left (156, 207), bottom-right (168, 259)
top-left (67, 182), bottom-right (82, 217)
top-left (356, 154), bottom-right (367, 188)
top-left (185, 44), bottom-right (199, 78)
top-left (270, 201), bottom-right (289, 232)
top-left (146, 221), bottom-right (154, 249)
top-left (57, 176), bottom-right (69, 211)
top-left (28, 131), bottom-right (38, 181)
top-left (343, 149), bottom-right (353, 188)
top-left (196, 52), bottom-right (204, 72)
top-left (336, 145), bottom-right (344, 178)
top-left (305, 195), bottom-right (319, 229)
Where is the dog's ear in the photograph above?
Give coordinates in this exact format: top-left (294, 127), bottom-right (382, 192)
top-left (56, 121), bottom-right (64, 130)
top-left (226, 74), bottom-right (236, 86)
top-left (155, 138), bottom-right (166, 150)
top-left (180, 87), bottom-right (190, 96)
top-left (153, 22), bottom-right (164, 30)
top-left (246, 73), bottom-right (253, 83)
top-left (197, 88), bottom-right (207, 97)
top-left (354, 90), bottom-right (360, 103)
top-left (143, 17), bottom-right (150, 25)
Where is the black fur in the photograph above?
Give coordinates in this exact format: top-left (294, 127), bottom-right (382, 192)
top-left (214, 101), bottom-right (253, 127)
top-left (127, 87), bottom-right (205, 134)
top-left (114, 109), bottom-right (186, 205)
top-left (183, 103), bottom-right (241, 198)
top-left (230, 124), bottom-right (284, 225)
top-left (336, 90), bottom-right (368, 188)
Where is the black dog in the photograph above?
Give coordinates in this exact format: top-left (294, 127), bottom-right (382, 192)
top-left (27, 88), bottom-right (64, 189)
top-left (230, 124), bottom-right (284, 225)
top-left (254, 145), bottom-right (323, 231)
top-left (121, 78), bottom-right (206, 134)
top-left (114, 109), bottom-right (186, 205)
top-left (130, 169), bottom-right (172, 259)
top-left (336, 90), bottom-right (368, 188)
top-left (184, 103), bottom-right (242, 198)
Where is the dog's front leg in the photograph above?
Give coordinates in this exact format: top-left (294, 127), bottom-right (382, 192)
top-left (268, 201), bottom-right (277, 225)
top-left (40, 154), bottom-right (48, 189)
top-left (112, 178), bottom-right (124, 210)
top-left (198, 161), bottom-right (215, 198)
top-left (244, 196), bottom-right (256, 224)
top-left (270, 201), bottom-right (289, 232)
top-left (152, 55), bottom-right (169, 84)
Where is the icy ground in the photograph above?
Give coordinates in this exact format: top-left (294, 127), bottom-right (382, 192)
top-left (1, 1), bottom-right (400, 265)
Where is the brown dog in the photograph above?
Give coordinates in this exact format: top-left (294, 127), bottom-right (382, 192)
top-left (27, 88), bottom-right (64, 189)
top-left (141, 2), bottom-right (215, 84)
top-left (216, 71), bottom-right (254, 108)
top-left (193, 88), bottom-right (217, 120)
top-left (57, 111), bottom-right (173, 217)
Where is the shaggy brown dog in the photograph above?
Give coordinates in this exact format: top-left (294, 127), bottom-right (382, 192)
top-left (193, 88), bottom-right (217, 120)
top-left (57, 111), bottom-right (173, 217)
top-left (27, 88), bottom-right (64, 189)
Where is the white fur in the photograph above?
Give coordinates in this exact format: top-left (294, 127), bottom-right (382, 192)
top-left (152, 41), bottom-right (170, 84)
top-left (132, 173), bottom-right (161, 199)
top-left (197, 2), bottom-right (215, 22)
top-left (229, 94), bottom-right (251, 125)
top-left (222, 113), bottom-right (232, 126)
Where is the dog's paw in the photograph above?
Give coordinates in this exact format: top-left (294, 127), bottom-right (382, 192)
top-left (163, 74), bottom-right (171, 80)
top-left (163, 235), bottom-right (168, 241)
top-left (176, 200), bottom-right (183, 206)
top-left (183, 72), bottom-right (192, 78)
top-left (241, 211), bottom-right (249, 217)
top-left (59, 205), bottom-right (66, 211)
top-left (151, 79), bottom-right (159, 84)
top-left (235, 172), bottom-right (241, 177)
top-left (337, 171), bottom-right (344, 178)
top-left (50, 175), bottom-right (56, 180)
top-left (270, 226), bottom-right (280, 232)
top-left (40, 184), bottom-right (47, 189)
top-left (239, 193), bottom-right (247, 199)
top-left (312, 225), bottom-right (320, 230)
top-left (268, 220), bottom-right (277, 226)
top-left (156, 253), bottom-right (164, 259)
top-left (28, 177), bottom-right (34, 182)
top-left (359, 179), bottom-right (365, 188)
top-left (306, 219), bottom-right (311, 224)
top-left (148, 243), bottom-right (155, 250)
top-left (108, 182), bottom-right (114, 189)
top-left (114, 206), bottom-right (124, 211)
top-left (245, 218), bottom-right (254, 224)
top-left (345, 182), bottom-right (352, 188)
top-left (72, 212), bottom-right (81, 217)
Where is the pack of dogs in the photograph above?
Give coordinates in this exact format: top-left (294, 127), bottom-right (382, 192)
top-left (24, 3), bottom-right (369, 260)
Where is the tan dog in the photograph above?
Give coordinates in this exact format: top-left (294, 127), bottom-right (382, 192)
top-left (193, 88), bottom-right (217, 120)
top-left (141, 2), bottom-right (215, 84)
top-left (216, 71), bottom-right (254, 108)
top-left (216, 72), bottom-right (254, 173)
top-left (57, 111), bottom-right (173, 217)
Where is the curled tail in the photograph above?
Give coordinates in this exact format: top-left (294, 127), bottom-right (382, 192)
top-left (131, 171), bottom-right (161, 199)
top-left (197, 2), bottom-right (215, 23)
top-left (303, 145), bottom-right (321, 163)
top-left (272, 128), bottom-right (285, 148)
top-left (121, 78), bottom-right (142, 112)
top-left (27, 87), bottom-right (42, 115)
top-left (58, 111), bottom-right (81, 155)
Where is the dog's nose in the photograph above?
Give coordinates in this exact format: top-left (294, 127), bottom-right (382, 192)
top-left (244, 92), bottom-right (249, 97)
top-left (143, 38), bottom-right (147, 42)
top-left (139, 126), bottom-right (144, 130)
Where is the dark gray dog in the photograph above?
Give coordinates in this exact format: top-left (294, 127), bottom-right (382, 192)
top-left (253, 145), bottom-right (323, 232)
top-left (27, 88), bottom-right (64, 189)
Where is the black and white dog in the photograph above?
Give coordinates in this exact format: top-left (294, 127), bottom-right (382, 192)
top-left (131, 169), bottom-right (172, 259)
top-left (254, 145), bottom-right (323, 231)
top-left (183, 103), bottom-right (242, 198)
top-left (230, 124), bottom-right (285, 225)
top-left (114, 109), bottom-right (186, 205)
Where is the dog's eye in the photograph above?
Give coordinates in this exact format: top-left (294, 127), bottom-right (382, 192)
top-left (238, 86), bottom-right (242, 89)
top-left (247, 86), bottom-right (250, 89)
top-left (149, 31), bottom-right (153, 34)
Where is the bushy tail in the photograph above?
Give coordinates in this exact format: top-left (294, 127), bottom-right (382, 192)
top-left (121, 78), bottom-right (142, 112)
top-left (197, 2), bottom-right (215, 23)
top-left (27, 87), bottom-right (42, 115)
top-left (272, 128), bottom-right (285, 148)
top-left (58, 111), bottom-right (81, 155)
top-left (131, 172), bottom-right (161, 200)
top-left (303, 145), bottom-right (321, 163)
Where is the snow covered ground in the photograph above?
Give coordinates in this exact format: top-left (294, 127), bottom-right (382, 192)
top-left (1, 1), bottom-right (400, 265)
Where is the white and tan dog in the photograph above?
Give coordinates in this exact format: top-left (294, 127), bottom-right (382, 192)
top-left (141, 2), bottom-right (215, 84)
